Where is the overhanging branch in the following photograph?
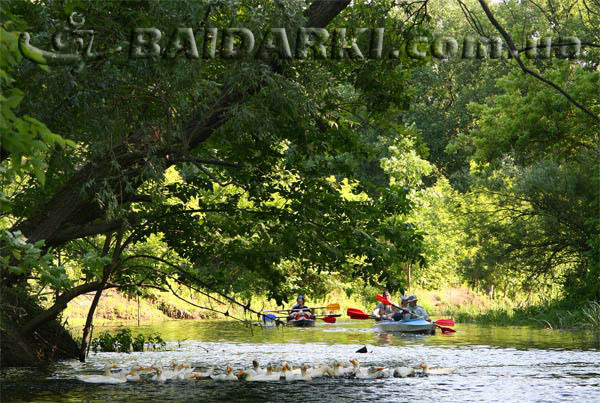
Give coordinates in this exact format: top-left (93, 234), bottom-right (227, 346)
top-left (476, 0), bottom-right (600, 123)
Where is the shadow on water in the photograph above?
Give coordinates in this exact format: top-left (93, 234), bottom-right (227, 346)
top-left (2, 320), bottom-right (599, 402)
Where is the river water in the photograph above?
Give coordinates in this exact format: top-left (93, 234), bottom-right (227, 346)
top-left (2, 320), bottom-right (599, 402)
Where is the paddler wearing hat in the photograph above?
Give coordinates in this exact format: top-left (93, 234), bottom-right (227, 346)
top-left (392, 295), bottom-right (412, 321)
top-left (406, 295), bottom-right (430, 322)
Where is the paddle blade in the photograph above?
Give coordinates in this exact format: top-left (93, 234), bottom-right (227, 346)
top-left (434, 319), bottom-right (455, 327)
top-left (347, 308), bottom-right (366, 316)
top-left (318, 314), bottom-right (341, 318)
top-left (349, 313), bottom-right (372, 320)
top-left (376, 295), bottom-right (408, 312)
top-left (322, 316), bottom-right (336, 323)
top-left (376, 294), bottom-right (392, 305)
top-left (437, 325), bottom-right (456, 334)
top-left (326, 303), bottom-right (340, 311)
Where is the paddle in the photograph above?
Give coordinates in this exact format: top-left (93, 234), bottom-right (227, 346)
top-left (375, 294), bottom-right (410, 313)
top-left (347, 308), bottom-right (367, 315)
top-left (312, 303), bottom-right (340, 311)
top-left (349, 313), bottom-right (376, 320)
top-left (322, 316), bottom-right (336, 323)
top-left (269, 313), bottom-right (340, 323)
top-left (262, 303), bottom-right (340, 313)
top-left (436, 324), bottom-right (456, 334)
top-left (434, 319), bottom-right (455, 327)
top-left (347, 308), bottom-right (378, 320)
top-left (315, 313), bottom-right (341, 323)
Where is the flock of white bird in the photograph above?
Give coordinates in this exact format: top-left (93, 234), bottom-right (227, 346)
top-left (75, 360), bottom-right (455, 384)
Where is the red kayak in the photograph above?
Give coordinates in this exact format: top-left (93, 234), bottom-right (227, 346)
top-left (287, 317), bottom-right (315, 327)
top-left (287, 313), bottom-right (316, 327)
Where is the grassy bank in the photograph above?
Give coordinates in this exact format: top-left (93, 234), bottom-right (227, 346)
top-left (63, 289), bottom-right (226, 327)
top-left (444, 300), bottom-right (600, 330)
top-left (61, 286), bottom-right (600, 331)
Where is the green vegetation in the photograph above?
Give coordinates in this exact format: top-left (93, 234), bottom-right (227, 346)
top-left (91, 328), bottom-right (165, 353)
top-left (1, 0), bottom-right (598, 366)
top-left (446, 301), bottom-right (600, 331)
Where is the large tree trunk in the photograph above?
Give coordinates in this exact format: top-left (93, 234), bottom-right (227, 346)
top-left (79, 231), bottom-right (122, 361)
top-left (78, 283), bottom-right (106, 361)
top-left (1, 288), bottom-right (79, 367)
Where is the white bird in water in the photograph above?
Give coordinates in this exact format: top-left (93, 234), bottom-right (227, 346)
top-left (393, 366), bottom-right (416, 378)
top-left (190, 367), bottom-right (214, 380)
top-left (249, 360), bottom-right (266, 375)
top-left (125, 368), bottom-right (141, 382)
top-left (418, 363), bottom-right (456, 375)
top-left (237, 364), bottom-right (280, 381)
top-left (210, 365), bottom-right (237, 381)
top-left (281, 363), bottom-right (312, 381)
top-left (355, 366), bottom-right (386, 379)
top-left (299, 365), bottom-right (312, 381)
top-left (333, 360), bottom-right (355, 377)
top-left (263, 364), bottom-right (282, 381)
top-left (151, 368), bottom-right (169, 382)
top-left (76, 364), bottom-right (126, 384)
top-left (281, 362), bottom-right (300, 381)
top-left (308, 364), bottom-right (333, 378)
top-left (349, 359), bottom-right (363, 377)
top-left (174, 363), bottom-right (194, 380)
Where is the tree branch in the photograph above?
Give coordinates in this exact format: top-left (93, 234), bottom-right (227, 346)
top-left (20, 281), bottom-right (112, 335)
top-left (477, 0), bottom-right (600, 123)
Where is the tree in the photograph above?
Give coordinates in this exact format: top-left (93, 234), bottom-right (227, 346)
top-left (2, 0), bottom-right (431, 365)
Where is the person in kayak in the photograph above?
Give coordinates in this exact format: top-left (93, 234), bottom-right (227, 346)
top-left (392, 295), bottom-right (412, 321)
top-left (372, 290), bottom-right (395, 320)
top-left (406, 295), bottom-right (431, 322)
top-left (287, 296), bottom-right (315, 320)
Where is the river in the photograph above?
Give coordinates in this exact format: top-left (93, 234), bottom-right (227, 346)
top-left (2, 320), bottom-right (599, 402)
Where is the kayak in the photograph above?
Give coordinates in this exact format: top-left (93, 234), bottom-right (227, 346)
top-left (287, 317), bottom-right (316, 327)
top-left (373, 319), bottom-right (435, 334)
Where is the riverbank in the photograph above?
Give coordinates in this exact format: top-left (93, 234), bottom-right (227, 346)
top-left (445, 300), bottom-right (600, 330)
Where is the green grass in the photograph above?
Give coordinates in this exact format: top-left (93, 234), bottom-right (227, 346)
top-left (445, 300), bottom-right (600, 330)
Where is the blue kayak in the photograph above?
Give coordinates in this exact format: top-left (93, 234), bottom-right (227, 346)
top-left (373, 319), bottom-right (435, 334)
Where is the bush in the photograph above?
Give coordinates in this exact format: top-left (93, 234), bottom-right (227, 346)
top-left (132, 334), bottom-right (145, 352)
top-left (92, 331), bottom-right (117, 353)
top-left (91, 329), bottom-right (166, 352)
top-left (147, 332), bottom-right (166, 350)
top-left (91, 328), bottom-right (132, 353)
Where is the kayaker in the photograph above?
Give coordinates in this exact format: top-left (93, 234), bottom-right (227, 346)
top-left (392, 295), bottom-right (411, 321)
top-left (407, 295), bottom-right (430, 322)
top-left (372, 290), bottom-right (395, 320)
top-left (288, 296), bottom-right (315, 320)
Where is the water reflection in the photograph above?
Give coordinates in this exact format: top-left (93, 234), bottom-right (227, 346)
top-left (89, 320), bottom-right (600, 350)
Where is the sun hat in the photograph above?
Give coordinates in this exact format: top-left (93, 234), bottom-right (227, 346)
top-left (407, 295), bottom-right (418, 302)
